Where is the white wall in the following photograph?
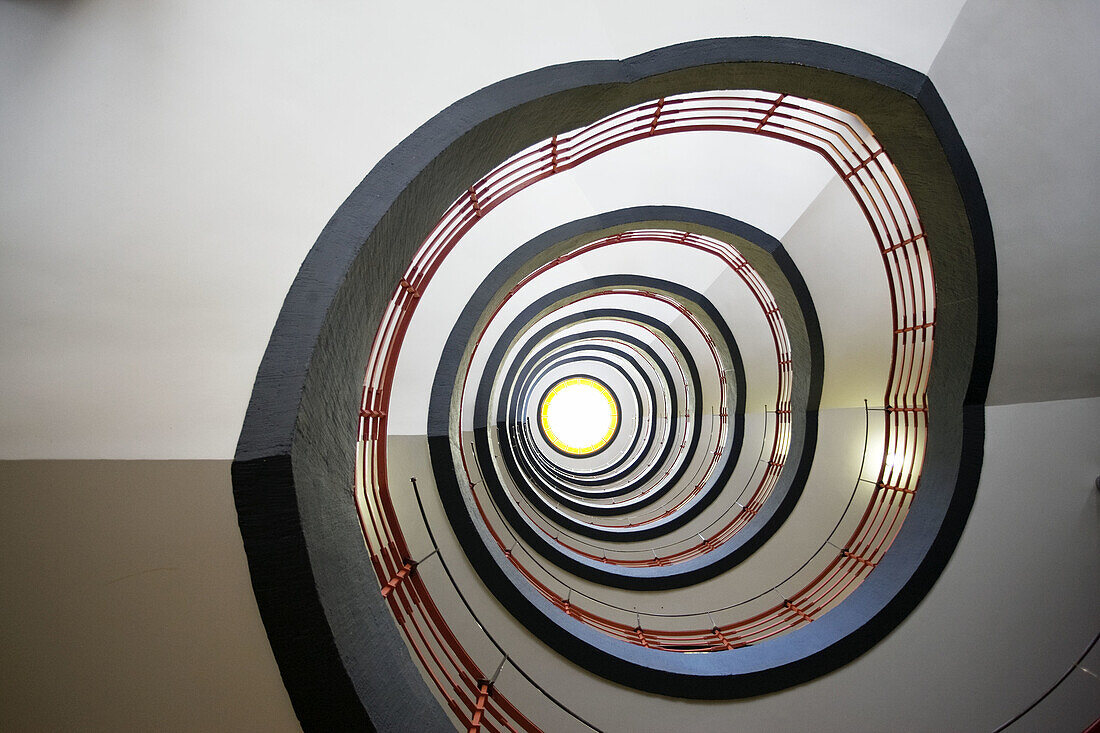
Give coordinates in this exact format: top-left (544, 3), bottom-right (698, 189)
top-left (0, 0), bottom-right (967, 458)
top-left (928, 0), bottom-right (1100, 405)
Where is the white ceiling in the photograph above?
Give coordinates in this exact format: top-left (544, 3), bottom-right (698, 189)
top-left (0, 0), bottom-right (972, 458)
top-left (2, 0), bottom-right (1097, 459)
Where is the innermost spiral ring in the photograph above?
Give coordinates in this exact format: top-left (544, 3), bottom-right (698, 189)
top-left (537, 376), bottom-right (620, 457)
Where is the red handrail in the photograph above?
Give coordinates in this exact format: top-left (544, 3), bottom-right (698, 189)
top-left (352, 89), bottom-right (933, 727)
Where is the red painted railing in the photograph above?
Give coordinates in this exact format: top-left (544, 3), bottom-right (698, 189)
top-left (354, 89), bottom-right (933, 724)
top-left (456, 232), bottom-right (790, 564)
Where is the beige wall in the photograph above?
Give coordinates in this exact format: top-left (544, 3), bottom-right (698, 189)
top-left (0, 461), bottom-right (298, 732)
top-left (2, 397), bottom-right (1096, 731)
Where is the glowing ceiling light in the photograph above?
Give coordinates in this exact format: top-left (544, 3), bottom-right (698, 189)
top-left (538, 377), bottom-right (619, 456)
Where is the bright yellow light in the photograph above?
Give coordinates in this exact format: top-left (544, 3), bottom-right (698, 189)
top-left (539, 377), bottom-right (619, 456)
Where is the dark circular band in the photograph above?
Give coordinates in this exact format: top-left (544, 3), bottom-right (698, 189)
top-left (232, 38), bottom-right (994, 725)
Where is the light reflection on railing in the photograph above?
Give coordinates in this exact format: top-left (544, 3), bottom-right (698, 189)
top-left (353, 89), bottom-right (934, 724)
